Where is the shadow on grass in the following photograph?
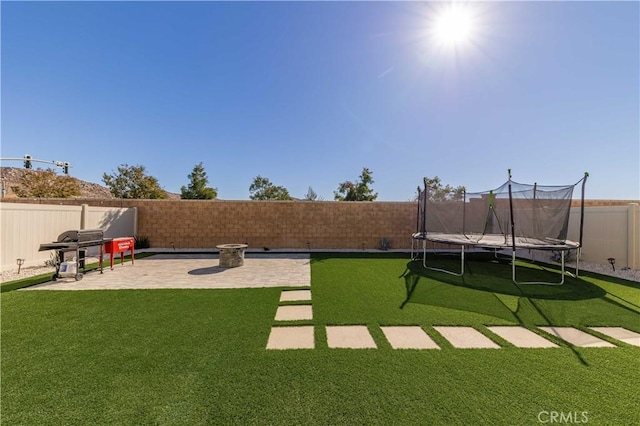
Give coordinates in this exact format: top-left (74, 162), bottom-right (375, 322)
top-left (400, 254), bottom-right (640, 328)
top-left (401, 254), bottom-right (640, 366)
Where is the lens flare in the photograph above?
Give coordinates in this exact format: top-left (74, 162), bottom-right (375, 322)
top-left (432, 4), bottom-right (476, 49)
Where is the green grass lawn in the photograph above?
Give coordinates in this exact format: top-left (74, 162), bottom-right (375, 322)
top-left (2, 253), bottom-right (639, 425)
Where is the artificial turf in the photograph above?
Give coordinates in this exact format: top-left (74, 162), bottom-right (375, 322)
top-left (1, 253), bottom-right (639, 425)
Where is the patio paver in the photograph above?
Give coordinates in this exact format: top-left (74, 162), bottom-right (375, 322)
top-left (539, 327), bottom-right (616, 347)
top-left (279, 289), bottom-right (312, 302)
top-left (326, 326), bottom-right (377, 349)
top-left (588, 327), bottom-right (640, 347)
top-left (487, 326), bottom-right (558, 348)
top-left (25, 253), bottom-right (311, 290)
top-left (266, 326), bottom-right (314, 350)
top-left (433, 326), bottom-right (500, 349)
top-left (274, 305), bottom-right (313, 321)
top-left (381, 326), bottom-right (440, 349)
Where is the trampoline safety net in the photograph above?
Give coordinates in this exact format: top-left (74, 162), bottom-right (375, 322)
top-left (417, 172), bottom-right (588, 250)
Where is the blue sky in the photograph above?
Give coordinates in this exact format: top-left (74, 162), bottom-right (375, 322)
top-left (2, 1), bottom-right (638, 200)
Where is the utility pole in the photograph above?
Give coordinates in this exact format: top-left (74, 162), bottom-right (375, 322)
top-left (0, 154), bottom-right (72, 174)
top-left (0, 155), bottom-right (73, 198)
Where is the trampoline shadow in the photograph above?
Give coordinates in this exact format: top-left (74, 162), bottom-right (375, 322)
top-left (409, 255), bottom-right (606, 300)
top-left (188, 266), bottom-right (227, 275)
top-left (401, 259), bottom-right (639, 329)
top-left (400, 266), bottom-right (519, 322)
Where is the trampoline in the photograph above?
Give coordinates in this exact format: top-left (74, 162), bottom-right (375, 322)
top-left (412, 170), bottom-right (589, 285)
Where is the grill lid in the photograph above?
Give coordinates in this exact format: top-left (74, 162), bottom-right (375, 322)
top-left (57, 229), bottom-right (104, 243)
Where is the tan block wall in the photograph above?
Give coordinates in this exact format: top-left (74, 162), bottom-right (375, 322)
top-left (132, 200), bottom-right (415, 250)
top-left (571, 200), bottom-right (639, 207)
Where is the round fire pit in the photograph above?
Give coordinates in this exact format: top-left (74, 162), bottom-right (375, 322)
top-left (216, 244), bottom-right (248, 268)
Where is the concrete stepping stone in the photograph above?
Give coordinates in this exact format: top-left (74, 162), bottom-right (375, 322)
top-left (274, 305), bottom-right (313, 321)
top-left (279, 289), bottom-right (312, 302)
top-left (266, 326), bottom-right (314, 350)
top-left (381, 326), bottom-right (440, 349)
top-left (433, 326), bottom-right (500, 349)
top-left (589, 327), bottom-right (640, 347)
top-left (487, 326), bottom-right (558, 348)
top-left (539, 326), bottom-right (616, 348)
top-left (326, 326), bottom-right (377, 349)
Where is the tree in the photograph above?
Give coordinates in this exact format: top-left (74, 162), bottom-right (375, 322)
top-left (423, 176), bottom-right (465, 201)
top-left (11, 168), bottom-right (80, 198)
top-left (102, 164), bottom-right (168, 199)
top-left (304, 186), bottom-right (318, 201)
top-left (334, 167), bottom-right (378, 201)
top-left (181, 163), bottom-right (217, 199)
top-left (249, 175), bottom-right (292, 200)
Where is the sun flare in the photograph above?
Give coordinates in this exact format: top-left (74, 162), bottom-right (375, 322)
top-left (431, 4), bottom-right (477, 49)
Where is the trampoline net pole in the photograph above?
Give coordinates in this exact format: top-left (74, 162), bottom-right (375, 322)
top-left (462, 189), bottom-right (466, 237)
top-left (533, 182), bottom-right (538, 239)
top-left (579, 173), bottom-right (589, 248)
top-left (416, 188), bottom-right (421, 234)
top-left (507, 169), bottom-right (516, 252)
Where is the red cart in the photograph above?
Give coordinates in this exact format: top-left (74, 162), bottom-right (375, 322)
top-left (104, 237), bottom-right (135, 270)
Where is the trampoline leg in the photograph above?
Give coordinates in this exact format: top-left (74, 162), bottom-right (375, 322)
top-left (411, 238), bottom-right (426, 261)
top-left (411, 238), bottom-right (420, 260)
top-left (424, 245), bottom-right (464, 276)
top-left (411, 238), bottom-right (414, 259)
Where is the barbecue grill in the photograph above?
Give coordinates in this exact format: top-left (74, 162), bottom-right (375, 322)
top-left (39, 229), bottom-right (112, 281)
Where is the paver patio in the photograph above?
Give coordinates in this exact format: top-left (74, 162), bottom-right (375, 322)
top-left (24, 253), bottom-right (311, 290)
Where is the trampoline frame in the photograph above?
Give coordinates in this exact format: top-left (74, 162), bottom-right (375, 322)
top-left (412, 170), bottom-right (588, 285)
